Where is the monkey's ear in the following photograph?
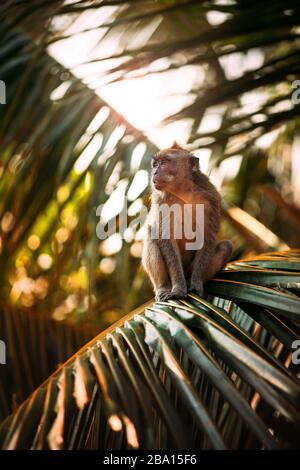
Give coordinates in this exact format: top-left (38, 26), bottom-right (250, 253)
top-left (171, 141), bottom-right (184, 150)
top-left (190, 156), bottom-right (200, 172)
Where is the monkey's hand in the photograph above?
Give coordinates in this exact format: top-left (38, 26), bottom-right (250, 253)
top-left (155, 285), bottom-right (187, 301)
top-left (155, 287), bottom-right (172, 302)
top-left (189, 278), bottom-right (204, 296)
top-left (169, 284), bottom-right (187, 299)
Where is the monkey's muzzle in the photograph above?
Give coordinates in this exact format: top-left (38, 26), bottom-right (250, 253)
top-left (152, 177), bottom-right (164, 189)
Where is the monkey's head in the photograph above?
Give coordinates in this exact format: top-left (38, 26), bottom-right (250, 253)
top-left (151, 142), bottom-right (199, 192)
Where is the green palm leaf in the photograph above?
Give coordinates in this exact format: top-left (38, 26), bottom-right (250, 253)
top-left (1, 250), bottom-right (299, 450)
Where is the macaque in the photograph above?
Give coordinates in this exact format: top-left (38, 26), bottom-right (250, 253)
top-left (142, 143), bottom-right (232, 301)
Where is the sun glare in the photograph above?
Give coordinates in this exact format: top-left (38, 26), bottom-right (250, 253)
top-left (48, 5), bottom-right (267, 174)
top-left (48, 5), bottom-right (202, 149)
top-left (101, 78), bottom-right (161, 130)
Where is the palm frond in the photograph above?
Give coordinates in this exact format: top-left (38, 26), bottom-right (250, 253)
top-left (0, 306), bottom-right (97, 422)
top-left (1, 250), bottom-right (299, 450)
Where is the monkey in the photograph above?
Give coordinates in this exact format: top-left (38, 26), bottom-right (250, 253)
top-left (142, 143), bottom-right (232, 302)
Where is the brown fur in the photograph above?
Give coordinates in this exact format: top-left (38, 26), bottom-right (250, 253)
top-left (142, 144), bottom-right (232, 301)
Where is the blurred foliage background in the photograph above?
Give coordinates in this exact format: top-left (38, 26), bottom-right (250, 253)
top-left (0, 0), bottom-right (300, 418)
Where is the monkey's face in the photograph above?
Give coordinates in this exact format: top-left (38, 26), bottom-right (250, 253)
top-left (151, 154), bottom-right (177, 191)
top-left (151, 147), bottom-right (200, 194)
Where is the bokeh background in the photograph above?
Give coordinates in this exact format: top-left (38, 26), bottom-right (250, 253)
top-left (0, 0), bottom-right (300, 418)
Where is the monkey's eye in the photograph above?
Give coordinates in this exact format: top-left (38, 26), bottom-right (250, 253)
top-left (152, 160), bottom-right (158, 168)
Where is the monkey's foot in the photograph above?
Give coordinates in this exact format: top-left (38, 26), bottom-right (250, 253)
top-left (155, 286), bottom-right (187, 301)
top-left (168, 286), bottom-right (188, 300)
top-left (155, 288), bottom-right (172, 302)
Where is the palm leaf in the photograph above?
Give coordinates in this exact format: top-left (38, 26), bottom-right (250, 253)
top-left (1, 250), bottom-right (299, 450)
